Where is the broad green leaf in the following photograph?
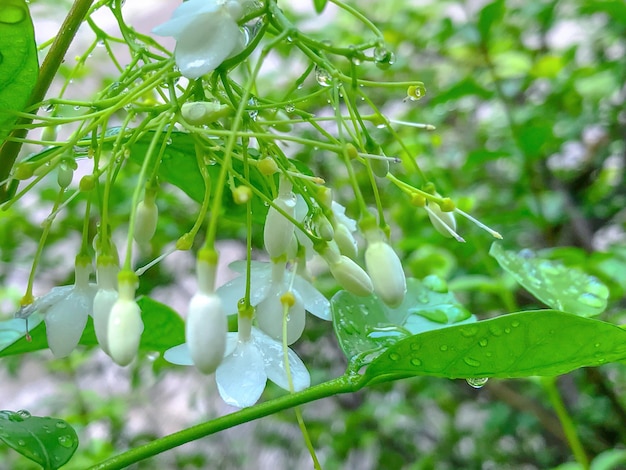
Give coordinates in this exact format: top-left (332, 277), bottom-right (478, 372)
top-left (362, 310), bottom-right (626, 385)
top-left (0, 410), bottom-right (78, 470)
top-left (0, 313), bottom-right (42, 351)
top-left (477, 0), bottom-right (504, 41)
top-left (332, 277), bottom-right (475, 365)
top-left (0, 0), bottom-right (38, 145)
top-left (0, 296), bottom-right (184, 357)
top-left (489, 243), bottom-right (609, 317)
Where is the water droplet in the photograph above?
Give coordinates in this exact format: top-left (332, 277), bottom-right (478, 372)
top-left (373, 46), bottom-right (395, 70)
top-left (410, 358), bottom-right (422, 366)
top-left (460, 326), bottom-right (478, 338)
top-left (466, 377), bottom-right (488, 389)
top-left (439, 344), bottom-right (448, 351)
top-left (504, 327), bottom-right (511, 334)
top-left (17, 439), bottom-right (26, 446)
top-left (577, 292), bottom-right (605, 309)
top-left (463, 356), bottom-right (481, 367)
top-left (285, 103), bottom-right (295, 113)
top-left (478, 338), bottom-right (488, 347)
top-left (0, 5), bottom-right (26, 24)
top-left (57, 435), bottom-right (74, 448)
top-left (511, 321), bottom-right (520, 328)
top-left (422, 274), bottom-right (448, 293)
top-left (55, 421), bottom-right (67, 429)
top-left (410, 343), bottom-right (420, 351)
top-left (16, 410), bottom-right (31, 420)
top-left (247, 97), bottom-right (258, 121)
top-left (587, 279), bottom-right (609, 299)
top-left (594, 343), bottom-right (601, 348)
top-left (389, 352), bottom-right (400, 361)
top-left (315, 66), bottom-right (333, 87)
top-left (518, 248), bottom-right (535, 259)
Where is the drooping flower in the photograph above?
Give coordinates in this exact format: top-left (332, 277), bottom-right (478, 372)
top-left (264, 177), bottom-right (297, 259)
top-left (165, 322), bottom-right (310, 408)
top-left (92, 257), bottom-right (119, 354)
top-left (107, 271), bottom-right (144, 366)
top-left (217, 260), bottom-right (331, 344)
top-left (153, 0), bottom-right (253, 79)
top-left (16, 258), bottom-right (96, 358)
top-left (185, 252), bottom-right (227, 374)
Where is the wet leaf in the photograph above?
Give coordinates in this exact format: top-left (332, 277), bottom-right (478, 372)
top-left (490, 243), bottom-right (608, 317)
top-left (0, 410), bottom-right (78, 470)
top-left (362, 310), bottom-right (626, 386)
top-left (0, 0), bottom-right (38, 145)
top-left (332, 277), bottom-right (475, 366)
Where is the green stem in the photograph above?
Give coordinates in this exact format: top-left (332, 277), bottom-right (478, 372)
top-left (0, 0), bottom-right (95, 202)
top-left (87, 376), bottom-right (356, 470)
top-left (541, 377), bottom-right (589, 469)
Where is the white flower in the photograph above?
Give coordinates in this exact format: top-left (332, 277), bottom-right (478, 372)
top-left (330, 201), bottom-right (358, 259)
top-left (217, 260), bottom-right (331, 344)
top-left (185, 255), bottom-right (227, 374)
top-left (107, 273), bottom-right (144, 366)
top-left (264, 178), bottom-right (296, 259)
top-left (165, 325), bottom-right (310, 408)
top-left (364, 233), bottom-right (406, 308)
top-left (92, 261), bottom-right (119, 354)
top-left (322, 245), bottom-right (373, 297)
top-left (133, 191), bottom-right (158, 245)
top-left (17, 263), bottom-right (96, 358)
top-left (152, 0), bottom-right (251, 79)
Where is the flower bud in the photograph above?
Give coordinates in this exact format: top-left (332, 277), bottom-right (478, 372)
top-left (264, 179), bottom-right (296, 258)
top-left (107, 273), bottom-right (143, 366)
top-left (328, 254), bottom-right (373, 297)
top-left (181, 101), bottom-right (231, 125)
top-left (93, 261), bottom-right (118, 354)
top-left (427, 201), bottom-right (457, 238)
top-left (186, 292), bottom-right (227, 374)
top-left (365, 240), bottom-right (406, 308)
top-left (333, 223), bottom-right (357, 259)
top-left (134, 193), bottom-right (158, 245)
top-left (57, 161), bottom-right (74, 189)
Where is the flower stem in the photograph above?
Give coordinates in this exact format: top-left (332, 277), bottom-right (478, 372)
top-left (540, 376), bottom-right (590, 469)
top-left (87, 376), bottom-right (357, 470)
top-left (0, 0), bottom-right (95, 202)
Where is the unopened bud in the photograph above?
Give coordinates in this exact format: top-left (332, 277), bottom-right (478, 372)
top-left (57, 162), bottom-right (74, 189)
top-left (365, 240), bottom-right (406, 307)
top-left (14, 162), bottom-right (36, 180)
top-left (232, 185), bottom-right (252, 204)
top-left (186, 292), bottom-right (227, 374)
top-left (181, 101), bottom-right (231, 125)
top-left (334, 223), bottom-right (358, 259)
top-left (134, 197), bottom-right (158, 245)
top-left (264, 180), bottom-right (296, 258)
top-left (258, 157), bottom-right (278, 176)
top-left (328, 255), bottom-right (373, 297)
top-left (107, 273), bottom-right (143, 366)
top-left (80, 175), bottom-right (96, 192)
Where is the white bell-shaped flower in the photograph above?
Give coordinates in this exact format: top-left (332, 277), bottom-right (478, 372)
top-left (153, 0), bottom-right (252, 79)
top-left (364, 231), bottom-right (406, 308)
top-left (92, 260), bottom-right (119, 354)
top-left (426, 201), bottom-right (460, 241)
top-left (133, 190), bottom-right (158, 245)
top-left (107, 272), bottom-right (144, 366)
top-left (264, 178), bottom-right (297, 259)
top-left (19, 261), bottom-right (97, 358)
top-left (323, 246), bottom-right (373, 297)
top-left (185, 255), bottom-right (227, 374)
top-left (255, 277), bottom-right (306, 345)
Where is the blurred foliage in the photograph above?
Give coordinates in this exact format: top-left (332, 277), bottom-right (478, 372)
top-left (0, 0), bottom-right (625, 468)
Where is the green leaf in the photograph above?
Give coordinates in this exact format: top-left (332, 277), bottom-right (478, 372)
top-left (0, 313), bottom-right (42, 351)
top-left (489, 243), bottom-right (609, 317)
top-left (477, 0), bottom-right (505, 41)
top-left (0, 296), bottom-right (184, 357)
top-left (0, 410), bottom-right (78, 470)
top-left (332, 277), bottom-right (475, 365)
top-left (0, 0), bottom-right (38, 145)
top-left (362, 310), bottom-right (626, 385)
top-left (313, 0), bottom-right (328, 14)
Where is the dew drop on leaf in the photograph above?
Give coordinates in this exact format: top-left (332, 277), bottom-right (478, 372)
top-left (389, 352), bottom-right (400, 361)
top-left (463, 356), bottom-right (481, 367)
top-left (576, 293), bottom-right (605, 309)
top-left (466, 377), bottom-right (488, 389)
top-left (57, 435), bottom-right (74, 448)
top-left (478, 338), bottom-right (488, 347)
top-left (439, 344), bottom-right (448, 351)
top-left (460, 325), bottom-right (478, 337)
top-left (16, 410), bottom-right (30, 420)
top-left (55, 421), bottom-right (67, 429)
top-left (410, 358), bottom-right (422, 366)
top-left (315, 66), bottom-right (332, 87)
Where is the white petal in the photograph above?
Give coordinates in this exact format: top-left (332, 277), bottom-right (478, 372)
top-left (152, 0), bottom-right (219, 36)
top-left (186, 292), bottom-right (227, 374)
top-left (293, 276), bottom-right (331, 320)
top-left (253, 328), bottom-right (310, 392)
top-left (17, 286), bottom-right (73, 319)
top-left (216, 340), bottom-right (266, 407)
top-left (164, 343), bottom-right (194, 366)
top-left (44, 288), bottom-right (91, 358)
top-left (217, 262), bottom-right (272, 314)
top-left (93, 289), bottom-right (117, 354)
top-left (332, 201), bottom-right (357, 232)
top-left (224, 332), bottom-right (238, 357)
top-left (174, 14), bottom-right (241, 79)
top-left (256, 288), bottom-right (305, 345)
